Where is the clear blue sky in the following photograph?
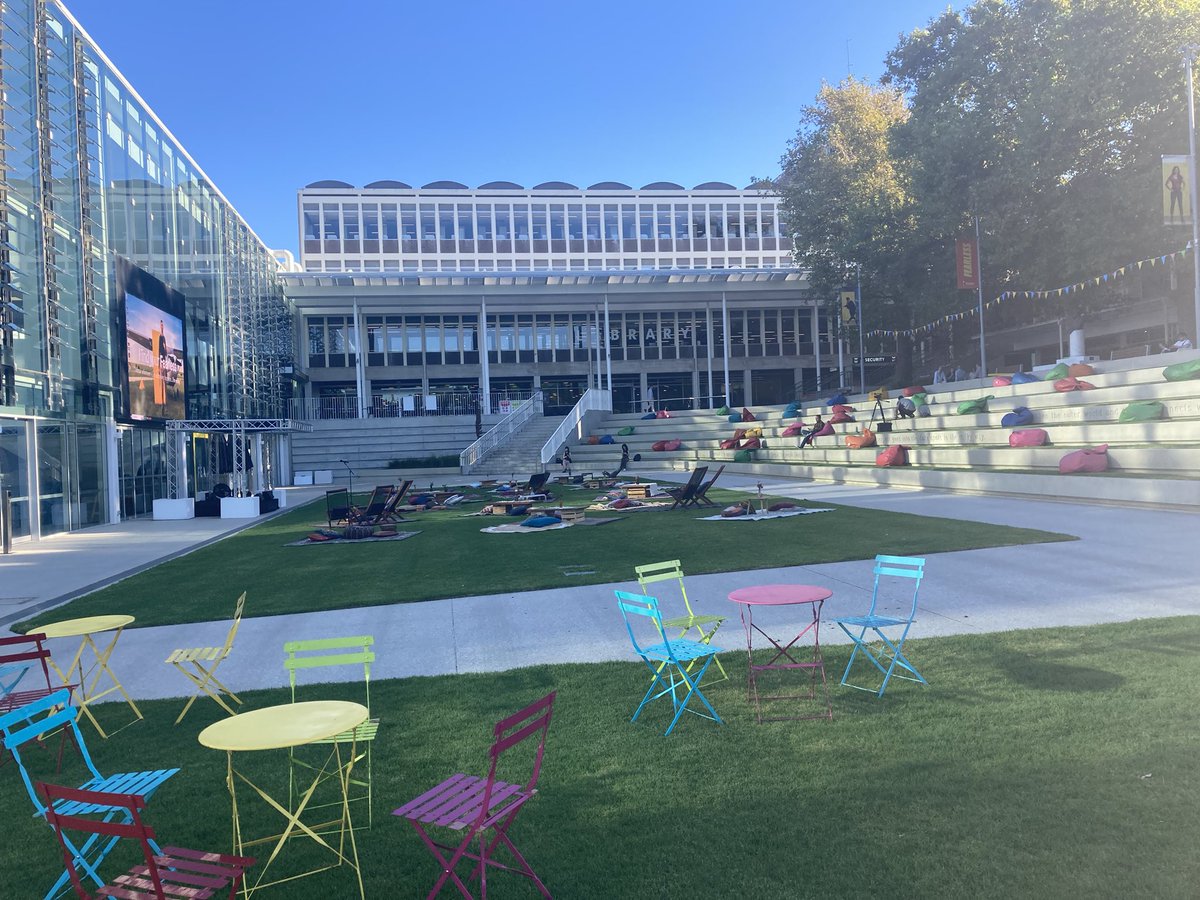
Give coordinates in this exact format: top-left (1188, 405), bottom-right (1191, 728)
top-left (64, 0), bottom-right (955, 255)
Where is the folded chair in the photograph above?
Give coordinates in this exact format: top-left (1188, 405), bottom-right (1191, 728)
top-left (665, 466), bottom-right (708, 511)
top-left (635, 559), bottom-right (728, 682)
top-left (393, 692), bottom-right (556, 899)
top-left (284, 636), bottom-right (380, 828)
top-left (615, 590), bottom-right (723, 735)
top-left (693, 464), bottom-right (725, 508)
top-left (831, 555), bottom-right (928, 697)
top-left (348, 485), bottom-right (396, 525)
top-left (381, 479), bottom-right (414, 522)
top-left (38, 781), bottom-right (253, 900)
top-left (326, 488), bottom-right (352, 526)
top-left (0, 690), bottom-right (179, 899)
top-left (164, 592), bottom-right (245, 725)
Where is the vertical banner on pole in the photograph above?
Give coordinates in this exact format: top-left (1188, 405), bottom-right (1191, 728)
top-left (1162, 154), bottom-right (1193, 226)
top-left (956, 238), bottom-right (980, 290)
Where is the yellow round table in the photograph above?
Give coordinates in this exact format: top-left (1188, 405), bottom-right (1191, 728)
top-left (200, 701), bottom-right (367, 898)
top-left (35, 614), bottom-right (140, 738)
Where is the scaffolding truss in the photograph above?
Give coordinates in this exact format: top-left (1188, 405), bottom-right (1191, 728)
top-left (164, 418), bottom-right (311, 498)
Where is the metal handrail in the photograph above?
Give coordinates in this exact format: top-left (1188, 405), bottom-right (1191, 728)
top-left (539, 389), bottom-right (613, 466)
top-left (460, 391), bottom-right (544, 473)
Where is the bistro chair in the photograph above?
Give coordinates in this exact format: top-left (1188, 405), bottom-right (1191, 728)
top-left (164, 592), bottom-right (246, 725)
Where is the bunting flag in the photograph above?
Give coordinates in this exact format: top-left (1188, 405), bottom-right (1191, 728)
top-left (866, 245), bottom-right (1192, 339)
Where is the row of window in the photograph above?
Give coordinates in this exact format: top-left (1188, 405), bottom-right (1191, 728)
top-left (302, 257), bottom-right (792, 273)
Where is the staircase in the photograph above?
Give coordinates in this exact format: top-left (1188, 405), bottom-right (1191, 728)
top-left (476, 415), bottom-right (565, 478)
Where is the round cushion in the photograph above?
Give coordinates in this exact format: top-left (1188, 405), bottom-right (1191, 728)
top-left (1043, 363), bottom-right (1070, 381)
top-left (521, 516), bottom-right (561, 528)
top-left (651, 440), bottom-right (668, 451)
top-left (716, 405), bottom-right (732, 416)
top-left (781, 423), bottom-right (806, 437)
top-left (909, 393), bottom-right (928, 406)
top-left (611, 498), bottom-right (636, 509)
top-left (342, 525), bottom-right (374, 540)
top-left (719, 438), bottom-right (739, 450)
top-left (1162, 358), bottom-right (1200, 381)
top-left (663, 439), bottom-right (682, 451)
top-left (1059, 444), bottom-right (1109, 474)
top-left (1001, 407), bottom-right (1035, 428)
top-left (845, 429), bottom-right (877, 449)
top-left (740, 437), bottom-right (761, 449)
top-left (1054, 376), bottom-right (1095, 392)
top-left (875, 445), bottom-right (909, 467)
top-left (727, 414), bottom-right (741, 423)
top-left (743, 427), bottom-right (763, 438)
top-left (1008, 428), bottom-right (1049, 447)
top-left (507, 504), bottom-right (531, 516)
top-left (306, 533), bottom-right (332, 542)
top-left (656, 410), bottom-right (671, 418)
top-left (1118, 400), bottom-right (1165, 423)
top-left (826, 393), bottom-right (848, 406)
top-left (733, 449), bottom-right (755, 462)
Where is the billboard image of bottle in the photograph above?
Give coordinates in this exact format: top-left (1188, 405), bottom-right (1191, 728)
top-left (117, 257), bottom-right (186, 422)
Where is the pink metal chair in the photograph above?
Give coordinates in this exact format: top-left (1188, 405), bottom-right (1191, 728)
top-left (393, 692), bottom-right (556, 898)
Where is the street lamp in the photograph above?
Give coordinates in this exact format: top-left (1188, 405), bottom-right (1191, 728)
top-left (1184, 45), bottom-right (1200, 337)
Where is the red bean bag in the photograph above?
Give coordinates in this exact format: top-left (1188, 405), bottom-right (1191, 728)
top-left (768, 502), bottom-right (796, 511)
top-left (655, 410), bottom-right (671, 418)
top-left (992, 376), bottom-right (1013, 387)
top-left (740, 437), bottom-right (761, 449)
top-left (1068, 363), bottom-right (1095, 377)
top-left (719, 438), bottom-right (739, 450)
top-left (830, 411), bottom-right (855, 424)
top-left (740, 407), bottom-right (756, 422)
top-left (721, 503), bottom-right (749, 517)
top-left (664, 439), bottom-right (681, 451)
top-left (876, 445), bottom-right (909, 467)
top-left (651, 440), bottom-right (668, 451)
top-left (1053, 376), bottom-right (1096, 392)
top-left (832, 404), bottom-right (855, 415)
top-left (1059, 444), bottom-right (1109, 474)
top-left (611, 498), bottom-right (636, 508)
top-left (587, 435), bottom-right (600, 445)
top-left (732, 428), bottom-right (747, 441)
top-left (1008, 429), bottom-right (1048, 447)
top-left (845, 428), bottom-right (876, 449)
top-left (902, 385), bottom-right (927, 397)
top-left (781, 422), bottom-right (806, 437)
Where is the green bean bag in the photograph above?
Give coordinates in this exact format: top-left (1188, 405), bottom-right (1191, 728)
top-left (617, 426), bottom-right (635, 436)
top-left (957, 395), bottom-right (994, 415)
top-left (1118, 400), bottom-right (1165, 422)
top-left (716, 405), bottom-right (731, 416)
top-left (1043, 363), bottom-right (1069, 381)
top-left (1162, 358), bottom-right (1200, 382)
top-left (733, 449), bottom-right (755, 463)
top-left (909, 392), bottom-right (928, 406)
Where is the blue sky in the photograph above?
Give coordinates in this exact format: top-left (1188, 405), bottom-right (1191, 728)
top-left (64, 0), bottom-right (955, 255)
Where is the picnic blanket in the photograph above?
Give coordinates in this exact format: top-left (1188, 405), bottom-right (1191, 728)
top-left (698, 507), bottom-right (834, 522)
top-left (288, 531), bottom-right (421, 547)
top-left (481, 521), bottom-right (575, 534)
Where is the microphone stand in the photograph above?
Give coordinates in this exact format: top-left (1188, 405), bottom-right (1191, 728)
top-left (340, 460), bottom-right (356, 507)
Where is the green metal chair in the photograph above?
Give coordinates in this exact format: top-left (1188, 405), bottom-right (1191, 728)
top-left (635, 559), bottom-right (728, 682)
top-left (283, 635), bottom-right (380, 828)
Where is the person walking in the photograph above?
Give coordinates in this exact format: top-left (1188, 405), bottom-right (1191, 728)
top-left (604, 443), bottom-right (631, 478)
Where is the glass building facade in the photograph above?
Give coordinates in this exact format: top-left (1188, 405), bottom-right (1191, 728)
top-left (0, 0), bottom-right (292, 540)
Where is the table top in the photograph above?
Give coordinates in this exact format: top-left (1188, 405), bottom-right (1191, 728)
top-left (36, 615), bottom-right (136, 639)
top-left (728, 584), bottom-right (833, 607)
top-left (199, 701), bottom-right (368, 752)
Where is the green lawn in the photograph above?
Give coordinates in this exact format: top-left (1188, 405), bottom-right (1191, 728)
top-left (2, 617), bottom-right (1197, 898)
top-left (20, 485), bottom-right (1072, 631)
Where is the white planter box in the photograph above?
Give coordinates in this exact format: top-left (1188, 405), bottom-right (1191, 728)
top-left (293, 471), bottom-right (314, 486)
top-left (153, 498), bottom-right (195, 520)
top-left (220, 497), bottom-right (261, 519)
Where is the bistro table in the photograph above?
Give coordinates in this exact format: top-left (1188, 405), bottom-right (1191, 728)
top-left (35, 614), bottom-right (142, 738)
top-left (199, 700), bottom-right (368, 898)
top-left (727, 584), bottom-right (834, 723)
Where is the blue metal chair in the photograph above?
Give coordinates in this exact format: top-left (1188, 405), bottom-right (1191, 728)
top-left (615, 590), bottom-right (723, 735)
top-left (0, 689), bottom-right (179, 899)
top-left (831, 555), bottom-right (928, 697)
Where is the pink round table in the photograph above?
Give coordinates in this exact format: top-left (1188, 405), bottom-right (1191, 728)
top-left (728, 584), bottom-right (834, 723)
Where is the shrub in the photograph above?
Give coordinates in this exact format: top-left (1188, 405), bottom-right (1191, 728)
top-left (386, 454), bottom-right (460, 469)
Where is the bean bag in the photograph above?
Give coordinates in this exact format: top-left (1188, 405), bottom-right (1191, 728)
top-left (781, 422), bottom-right (806, 437)
top-left (1043, 363), bottom-right (1069, 381)
top-left (992, 376), bottom-right (1012, 387)
top-left (1068, 363), bottom-right (1095, 377)
top-left (651, 440), bottom-right (668, 451)
top-left (875, 445), bottom-right (909, 467)
top-left (305, 533), bottom-right (333, 542)
top-left (721, 503), bottom-right (748, 517)
top-left (830, 411), bottom-right (855, 424)
top-left (732, 428), bottom-right (748, 440)
top-left (768, 502), bottom-right (796, 512)
top-left (641, 412), bottom-right (658, 420)
top-left (733, 449), bottom-right (755, 463)
top-left (832, 404), bottom-right (855, 414)
top-left (521, 515), bottom-right (561, 528)
top-left (909, 393), bottom-right (928, 406)
top-left (727, 414), bottom-right (741, 423)
top-left (916, 403), bottom-right (931, 418)
top-left (719, 438), bottom-right (739, 450)
top-left (1011, 371), bottom-right (1038, 385)
top-left (656, 410), bottom-right (671, 419)
top-left (740, 437), bottom-right (761, 450)
top-left (587, 435), bottom-right (600, 445)
top-left (826, 393), bottom-right (848, 406)
top-left (1009, 429), bottom-right (1048, 447)
top-left (742, 427), bottom-right (762, 438)
top-left (782, 403), bottom-right (801, 419)
top-left (814, 422), bottom-right (835, 437)
top-left (1118, 400), bottom-right (1165, 423)
top-left (664, 439), bottom-right (681, 451)
top-left (1163, 358), bottom-right (1200, 381)
top-left (957, 395), bottom-right (993, 414)
top-left (611, 498), bottom-right (636, 509)
top-left (845, 428), bottom-right (876, 449)
top-left (1054, 376), bottom-right (1095, 392)
top-left (599, 434), bottom-right (615, 444)
top-left (902, 385), bottom-right (927, 397)
top-left (1001, 407), bottom-right (1034, 427)
top-left (507, 504), bottom-right (531, 516)
top-left (617, 426), bottom-right (635, 436)
top-left (740, 408), bottom-right (756, 422)
top-left (716, 405), bottom-right (731, 416)
top-left (1059, 444), bottom-right (1109, 474)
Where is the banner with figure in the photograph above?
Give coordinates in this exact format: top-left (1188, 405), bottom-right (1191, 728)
top-left (956, 238), bottom-right (979, 290)
top-left (1162, 155), bottom-right (1193, 226)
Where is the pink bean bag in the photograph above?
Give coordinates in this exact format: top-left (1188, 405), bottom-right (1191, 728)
top-left (651, 440), bottom-right (668, 451)
top-left (719, 438), bottom-right (739, 450)
top-left (1054, 376), bottom-right (1096, 392)
top-left (1068, 363), bottom-right (1095, 377)
top-left (831, 404), bottom-right (855, 415)
top-left (992, 375), bottom-right (1013, 387)
top-left (1009, 429), bottom-right (1048, 447)
top-left (830, 411), bottom-right (855, 424)
top-left (814, 422), bottom-right (835, 437)
top-left (1059, 444), bottom-right (1109, 474)
top-left (875, 445), bottom-right (909, 467)
top-left (655, 410), bottom-right (671, 418)
top-left (781, 422), bottom-right (806, 437)
top-left (902, 385), bottom-right (927, 397)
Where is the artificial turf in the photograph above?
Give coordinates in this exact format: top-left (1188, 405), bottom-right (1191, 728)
top-left (2, 616), bottom-right (1197, 898)
top-left (19, 484), bottom-right (1073, 631)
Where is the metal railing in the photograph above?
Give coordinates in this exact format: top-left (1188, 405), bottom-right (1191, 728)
top-left (289, 390), bottom-right (534, 421)
top-left (460, 391), bottom-right (544, 473)
top-left (540, 389), bottom-right (613, 467)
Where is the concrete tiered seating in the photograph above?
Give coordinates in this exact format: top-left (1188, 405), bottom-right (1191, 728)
top-left (569, 352), bottom-right (1200, 508)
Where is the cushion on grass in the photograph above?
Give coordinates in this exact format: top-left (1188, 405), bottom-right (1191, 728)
top-left (1118, 400), bottom-right (1165, 423)
top-left (1068, 363), bottom-right (1096, 377)
top-left (740, 437), bottom-right (761, 449)
top-left (719, 438), bottom-right (739, 450)
top-left (721, 503), bottom-right (748, 517)
top-left (845, 428), bottom-right (876, 449)
top-left (1043, 363), bottom-right (1069, 381)
top-left (957, 395), bottom-right (993, 414)
top-left (599, 434), bottom-right (615, 444)
top-left (826, 393), bottom-right (848, 406)
top-left (617, 426), bottom-right (636, 436)
top-left (507, 505), bottom-right (531, 516)
top-left (716, 405), bottom-right (732, 415)
top-left (902, 385), bottom-right (927, 397)
top-left (521, 516), bottom-right (561, 528)
top-left (587, 435), bottom-right (600, 445)
top-left (733, 449), bottom-right (755, 462)
top-left (1059, 444), bottom-right (1109, 474)
top-left (1001, 407), bottom-right (1035, 427)
top-left (642, 412), bottom-right (658, 420)
top-left (992, 376), bottom-right (1013, 386)
top-left (875, 445), bottom-right (909, 467)
top-left (1009, 429), bottom-right (1049, 447)
top-left (306, 533), bottom-right (333, 542)
top-left (1053, 377), bottom-right (1095, 392)
top-left (830, 411), bottom-right (854, 424)
top-left (1011, 371), bottom-right (1038, 384)
top-left (1162, 358), bottom-right (1200, 381)
top-left (768, 502), bottom-right (796, 512)
top-left (781, 422), bottom-right (806, 437)
top-left (740, 408), bottom-right (757, 422)
top-left (814, 422), bottom-right (835, 437)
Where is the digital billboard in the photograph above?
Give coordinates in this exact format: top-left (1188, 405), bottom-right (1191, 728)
top-left (116, 257), bottom-right (186, 422)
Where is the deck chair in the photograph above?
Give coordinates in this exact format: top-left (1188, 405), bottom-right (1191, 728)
top-left (326, 488), bottom-right (352, 526)
top-left (38, 781), bottom-right (253, 900)
top-left (831, 555), bottom-right (928, 697)
top-left (0, 690), bottom-right (179, 899)
top-left (357, 488), bottom-right (403, 526)
top-left (615, 590), bottom-right (723, 735)
top-left (380, 479), bottom-right (414, 522)
top-left (518, 471), bottom-right (551, 501)
top-left (164, 592), bottom-right (245, 725)
top-left (349, 484), bottom-right (395, 524)
top-left (693, 464), bottom-right (725, 508)
top-left (284, 636), bottom-right (380, 828)
top-left (635, 559), bottom-right (728, 682)
top-left (393, 692), bottom-right (556, 898)
top-left (665, 466), bottom-right (708, 510)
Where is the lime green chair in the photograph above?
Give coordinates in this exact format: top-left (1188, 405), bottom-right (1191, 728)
top-left (635, 560), bottom-right (728, 682)
top-left (283, 635), bottom-right (380, 827)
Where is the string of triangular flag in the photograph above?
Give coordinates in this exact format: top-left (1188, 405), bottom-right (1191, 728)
top-left (865, 244), bottom-right (1193, 339)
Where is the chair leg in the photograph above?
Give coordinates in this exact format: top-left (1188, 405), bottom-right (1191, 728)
top-left (171, 660), bottom-right (241, 725)
top-left (664, 655), bottom-right (721, 736)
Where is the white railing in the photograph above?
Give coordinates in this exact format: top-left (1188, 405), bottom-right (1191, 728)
top-left (290, 390), bottom-right (534, 421)
top-left (459, 391), bottom-right (544, 473)
top-left (540, 389), bottom-right (613, 467)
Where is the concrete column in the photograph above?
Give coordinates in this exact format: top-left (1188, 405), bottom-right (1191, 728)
top-left (479, 295), bottom-right (492, 413)
top-left (812, 307), bottom-right (822, 394)
top-left (105, 422), bottom-right (120, 523)
top-left (705, 304), bottom-right (714, 407)
top-left (639, 371), bottom-right (649, 410)
top-left (743, 368), bottom-right (753, 406)
top-left (352, 298), bottom-right (367, 418)
top-left (721, 292), bottom-right (730, 406)
top-left (603, 293), bottom-right (612, 391)
top-left (253, 434), bottom-right (265, 494)
top-left (1069, 329), bottom-right (1085, 358)
top-left (692, 369), bottom-right (701, 408)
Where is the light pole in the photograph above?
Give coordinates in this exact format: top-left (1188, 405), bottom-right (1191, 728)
top-left (1184, 45), bottom-right (1200, 337)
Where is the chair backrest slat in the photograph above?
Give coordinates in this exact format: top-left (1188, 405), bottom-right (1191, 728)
top-left (635, 560), bottom-right (697, 619)
top-left (1, 690), bottom-right (99, 814)
top-left (616, 590), bottom-right (671, 658)
top-left (284, 636), bottom-right (374, 710)
top-left (869, 555), bottom-right (925, 618)
top-left (223, 592), bottom-right (248, 652)
top-left (483, 691), bottom-right (555, 813)
top-left (0, 633), bottom-right (57, 695)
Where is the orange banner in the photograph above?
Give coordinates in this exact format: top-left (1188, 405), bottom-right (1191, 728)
top-left (956, 238), bottom-right (979, 290)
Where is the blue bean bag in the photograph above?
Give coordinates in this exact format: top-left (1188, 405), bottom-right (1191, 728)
top-left (521, 515), bottom-right (560, 528)
top-left (826, 393), bottom-right (848, 406)
top-left (507, 504), bottom-right (531, 516)
top-left (599, 435), bottom-right (615, 444)
top-left (641, 412), bottom-right (657, 420)
top-left (1001, 406), bottom-right (1034, 427)
top-left (728, 414), bottom-right (741, 423)
top-left (1011, 371), bottom-right (1038, 385)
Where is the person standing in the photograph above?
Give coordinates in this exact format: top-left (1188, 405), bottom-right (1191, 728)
top-left (953, 364), bottom-right (966, 382)
top-left (643, 385), bottom-right (656, 413)
top-left (473, 389), bottom-right (483, 438)
top-left (560, 446), bottom-right (572, 475)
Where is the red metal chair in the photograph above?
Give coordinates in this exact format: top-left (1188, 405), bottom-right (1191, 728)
top-left (37, 781), bottom-right (254, 899)
top-left (0, 632), bottom-right (76, 714)
top-left (393, 692), bottom-right (556, 898)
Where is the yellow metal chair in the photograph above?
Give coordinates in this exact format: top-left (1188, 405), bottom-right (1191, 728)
top-left (635, 560), bottom-right (728, 682)
top-left (165, 592), bottom-right (246, 725)
top-left (284, 635), bottom-right (380, 828)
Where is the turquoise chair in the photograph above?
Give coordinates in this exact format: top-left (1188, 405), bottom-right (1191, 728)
top-left (615, 590), bottom-right (723, 735)
top-left (635, 559), bottom-right (728, 682)
top-left (831, 555), bottom-right (927, 697)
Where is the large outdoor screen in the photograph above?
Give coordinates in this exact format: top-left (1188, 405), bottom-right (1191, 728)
top-left (116, 257), bottom-right (186, 422)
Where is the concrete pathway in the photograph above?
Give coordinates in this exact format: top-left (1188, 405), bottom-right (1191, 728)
top-left (27, 469), bottom-right (1193, 703)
